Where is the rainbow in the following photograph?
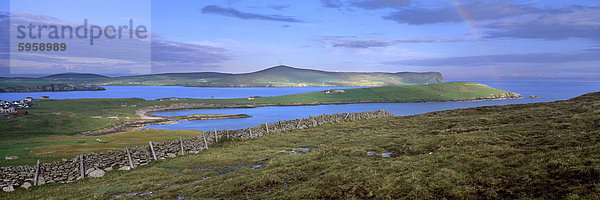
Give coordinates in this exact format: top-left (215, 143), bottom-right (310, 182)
top-left (450, 0), bottom-right (500, 81)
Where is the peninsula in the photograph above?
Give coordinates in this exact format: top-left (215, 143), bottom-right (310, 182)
top-left (0, 84), bottom-right (105, 93)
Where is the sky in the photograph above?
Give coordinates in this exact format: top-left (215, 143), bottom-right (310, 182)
top-left (1, 0), bottom-right (599, 80)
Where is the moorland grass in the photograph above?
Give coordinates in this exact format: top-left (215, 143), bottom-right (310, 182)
top-left (2, 92), bottom-right (598, 199)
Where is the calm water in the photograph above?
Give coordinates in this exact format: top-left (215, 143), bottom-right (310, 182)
top-left (144, 81), bottom-right (600, 131)
top-left (0, 86), bottom-right (360, 101)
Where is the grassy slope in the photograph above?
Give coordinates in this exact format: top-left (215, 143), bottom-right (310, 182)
top-left (0, 78), bottom-right (56, 87)
top-left (0, 98), bottom-right (178, 166)
top-left (1, 98), bottom-right (154, 139)
top-left (205, 81), bottom-right (518, 104)
top-left (0, 130), bottom-right (202, 166)
top-left (125, 81), bottom-right (514, 105)
top-left (370, 82), bottom-right (510, 100)
top-left (2, 92), bottom-right (599, 199)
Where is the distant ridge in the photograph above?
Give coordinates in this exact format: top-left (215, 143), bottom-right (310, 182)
top-left (250, 65), bottom-right (326, 74)
top-left (2, 65), bottom-right (445, 87)
top-left (43, 73), bottom-right (109, 79)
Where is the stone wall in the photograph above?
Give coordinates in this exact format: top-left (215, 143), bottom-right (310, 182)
top-left (1, 110), bottom-right (393, 191)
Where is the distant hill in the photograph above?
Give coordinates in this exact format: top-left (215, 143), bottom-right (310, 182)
top-left (0, 84), bottom-right (105, 93)
top-left (208, 65), bottom-right (444, 87)
top-left (1, 65), bottom-right (445, 88)
top-left (103, 65), bottom-right (444, 87)
top-left (43, 73), bottom-right (109, 79)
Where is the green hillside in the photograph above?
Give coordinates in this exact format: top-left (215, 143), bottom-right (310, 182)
top-left (2, 92), bottom-right (599, 199)
top-left (199, 66), bottom-right (445, 87)
top-left (42, 73), bottom-right (109, 79)
top-left (0, 65), bottom-right (445, 89)
top-left (242, 82), bottom-right (520, 104)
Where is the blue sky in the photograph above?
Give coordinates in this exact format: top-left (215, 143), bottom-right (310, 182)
top-left (1, 0), bottom-right (599, 80)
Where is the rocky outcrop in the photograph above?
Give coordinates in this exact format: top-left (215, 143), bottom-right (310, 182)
top-left (0, 84), bottom-right (105, 93)
top-left (478, 92), bottom-right (522, 100)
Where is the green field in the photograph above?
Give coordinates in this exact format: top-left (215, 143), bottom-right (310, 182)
top-left (2, 92), bottom-right (598, 199)
top-left (0, 98), bottom-right (177, 166)
top-left (0, 82), bottom-right (519, 166)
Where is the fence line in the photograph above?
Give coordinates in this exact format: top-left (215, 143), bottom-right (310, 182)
top-left (0, 110), bottom-right (392, 190)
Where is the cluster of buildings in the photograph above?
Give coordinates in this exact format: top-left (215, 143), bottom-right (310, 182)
top-left (0, 97), bottom-right (35, 115)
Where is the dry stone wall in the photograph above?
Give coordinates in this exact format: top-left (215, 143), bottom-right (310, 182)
top-left (1, 110), bottom-right (393, 191)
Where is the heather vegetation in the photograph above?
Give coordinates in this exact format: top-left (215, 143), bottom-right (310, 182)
top-left (2, 92), bottom-right (598, 199)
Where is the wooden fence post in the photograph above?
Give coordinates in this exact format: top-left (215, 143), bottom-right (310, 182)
top-left (202, 132), bottom-right (209, 149)
top-left (296, 118), bottom-right (303, 128)
top-left (149, 141), bottom-right (157, 161)
top-left (214, 128), bottom-right (218, 143)
top-left (265, 123), bottom-right (269, 134)
top-left (179, 136), bottom-right (185, 155)
top-left (278, 120), bottom-right (282, 131)
top-left (344, 113), bottom-right (349, 120)
top-left (126, 147), bottom-right (135, 169)
top-left (197, 134), bottom-right (203, 149)
top-left (249, 124), bottom-right (253, 139)
top-left (80, 154), bottom-right (85, 179)
top-left (33, 159), bottom-right (40, 186)
top-left (226, 126), bottom-right (229, 138)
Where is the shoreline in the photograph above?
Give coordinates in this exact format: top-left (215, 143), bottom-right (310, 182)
top-left (73, 119), bottom-right (174, 137)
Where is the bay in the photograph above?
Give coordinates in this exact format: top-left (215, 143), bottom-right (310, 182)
top-left (0, 86), bottom-right (360, 101)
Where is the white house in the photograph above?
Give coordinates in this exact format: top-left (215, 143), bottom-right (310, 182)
top-left (325, 89), bottom-right (346, 94)
top-left (0, 106), bottom-right (15, 114)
